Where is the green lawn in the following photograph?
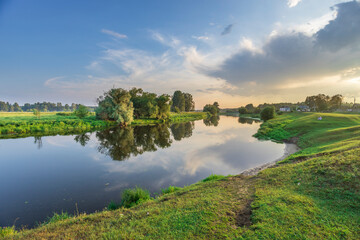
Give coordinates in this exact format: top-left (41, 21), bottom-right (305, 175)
top-left (3, 112), bottom-right (360, 239)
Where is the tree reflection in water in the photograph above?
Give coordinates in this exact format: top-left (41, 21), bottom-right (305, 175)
top-left (238, 117), bottom-right (261, 125)
top-left (74, 133), bottom-right (91, 147)
top-left (170, 122), bottom-right (194, 141)
top-left (73, 122), bottom-right (196, 161)
top-left (203, 115), bottom-right (220, 127)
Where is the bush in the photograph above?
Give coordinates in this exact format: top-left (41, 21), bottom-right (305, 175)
top-left (56, 112), bottom-right (73, 116)
top-left (121, 187), bottom-right (151, 208)
top-left (161, 186), bottom-right (181, 194)
top-left (75, 105), bottom-right (89, 119)
top-left (239, 107), bottom-right (248, 115)
top-left (107, 201), bottom-right (121, 211)
top-left (260, 106), bottom-right (275, 121)
top-left (202, 174), bottom-right (225, 182)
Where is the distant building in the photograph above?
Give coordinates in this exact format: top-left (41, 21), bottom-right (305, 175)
top-left (352, 104), bottom-right (360, 112)
top-left (279, 106), bottom-right (291, 112)
top-left (297, 105), bottom-right (310, 112)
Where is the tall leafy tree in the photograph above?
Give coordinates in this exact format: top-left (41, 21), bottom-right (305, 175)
top-left (130, 88), bottom-right (159, 119)
top-left (184, 93), bottom-right (195, 112)
top-left (13, 102), bottom-right (21, 112)
top-left (171, 90), bottom-right (185, 112)
top-left (203, 104), bottom-right (218, 115)
top-left (96, 88), bottom-right (134, 126)
top-left (156, 94), bottom-right (171, 119)
top-left (260, 106), bottom-right (275, 121)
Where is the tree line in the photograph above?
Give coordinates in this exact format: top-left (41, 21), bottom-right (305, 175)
top-left (237, 94), bottom-right (345, 115)
top-left (0, 101), bottom-right (83, 112)
top-left (96, 88), bottom-right (196, 126)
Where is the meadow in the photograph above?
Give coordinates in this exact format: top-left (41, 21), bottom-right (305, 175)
top-left (0, 112), bottom-right (113, 139)
top-left (2, 112), bottom-right (359, 239)
top-left (0, 112), bottom-right (208, 139)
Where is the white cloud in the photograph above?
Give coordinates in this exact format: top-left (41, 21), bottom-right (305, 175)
top-left (151, 31), bottom-right (181, 48)
top-left (44, 76), bottom-right (64, 86)
top-left (287, 0), bottom-right (302, 8)
top-left (192, 36), bottom-right (210, 40)
top-left (101, 29), bottom-right (127, 39)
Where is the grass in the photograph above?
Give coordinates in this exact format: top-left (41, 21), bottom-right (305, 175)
top-left (202, 174), bottom-right (225, 182)
top-left (0, 111), bottom-right (208, 139)
top-left (131, 112), bottom-right (208, 125)
top-left (4, 112), bottom-right (360, 239)
top-left (161, 185), bottom-right (182, 194)
top-left (0, 112), bottom-right (114, 139)
top-left (0, 227), bottom-right (16, 238)
top-left (7, 175), bottom-right (254, 239)
top-left (40, 212), bottom-right (73, 226)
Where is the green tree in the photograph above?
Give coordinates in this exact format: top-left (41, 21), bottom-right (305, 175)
top-left (75, 105), bottom-right (89, 119)
top-left (13, 102), bottom-right (21, 112)
top-left (171, 91), bottom-right (185, 112)
top-left (184, 93), bottom-right (195, 112)
top-left (96, 88), bottom-right (134, 126)
top-left (156, 94), bottom-right (171, 119)
top-left (260, 106), bottom-right (275, 121)
top-left (329, 94), bottom-right (343, 110)
top-left (245, 104), bottom-right (254, 113)
top-left (130, 88), bottom-right (158, 119)
top-left (33, 109), bottom-right (41, 119)
top-left (64, 104), bottom-right (70, 111)
top-left (238, 107), bottom-right (248, 115)
top-left (203, 104), bottom-right (218, 115)
top-left (213, 102), bottom-right (220, 112)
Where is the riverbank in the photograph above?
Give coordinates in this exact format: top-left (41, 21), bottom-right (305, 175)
top-left (0, 112), bottom-right (208, 139)
top-left (3, 112), bottom-right (360, 239)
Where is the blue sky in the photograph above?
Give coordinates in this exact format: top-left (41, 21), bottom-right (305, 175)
top-left (1, 0), bottom-right (360, 107)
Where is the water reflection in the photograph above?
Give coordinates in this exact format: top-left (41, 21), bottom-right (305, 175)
top-left (203, 115), bottom-right (220, 126)
top-left (95, 124), bottom-right (173, 161)
top-left (238, 117), bottom-right (261, 125)
top-left (34, 136), bottom-right (43, 149)
top-left (170, 122), bottom-right (194, 140)
top-left (74, 133), bottom-right (91, 147)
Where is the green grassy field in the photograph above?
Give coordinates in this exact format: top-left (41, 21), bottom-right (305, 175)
top-left (0, 112), bottom-right (114, 139)
top-left (2, 112), bottom-right (360, 239)
top-left (0, 112), bottom-right (208, 139)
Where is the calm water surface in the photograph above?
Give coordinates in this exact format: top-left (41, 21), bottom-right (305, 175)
top-left (0, 116), bottom-right (284, 228)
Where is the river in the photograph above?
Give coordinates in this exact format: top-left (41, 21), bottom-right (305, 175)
top-left (0, 116), bottom-right (286, 228)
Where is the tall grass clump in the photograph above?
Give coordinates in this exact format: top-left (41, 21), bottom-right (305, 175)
top-left (41, 211), bottom-right (72, 226)
top-left (0, 226), bottom-right (16, 238)
top-left (202, 174), bottom-right (225, 182)
top-left (121, 187), bottom-right (151, 208)
top-left (161, 185), bottom-right (181, 194)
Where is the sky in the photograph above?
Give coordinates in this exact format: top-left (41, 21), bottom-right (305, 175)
top-left (0, 0), bottom-right (360, 108)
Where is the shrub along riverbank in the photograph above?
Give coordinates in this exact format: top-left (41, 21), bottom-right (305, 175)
top-left (3, 112), bottom-right (360, 239)
top-left (0, 112), bottom-right (208, 139)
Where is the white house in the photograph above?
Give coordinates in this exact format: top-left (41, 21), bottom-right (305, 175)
top-left (279, 106), bottom-right (291, 112)
top-left (297, 105), bottom-right (310, 112)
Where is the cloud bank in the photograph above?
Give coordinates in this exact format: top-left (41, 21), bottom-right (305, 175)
top-left (204, 1), bottom-right (360, 93)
